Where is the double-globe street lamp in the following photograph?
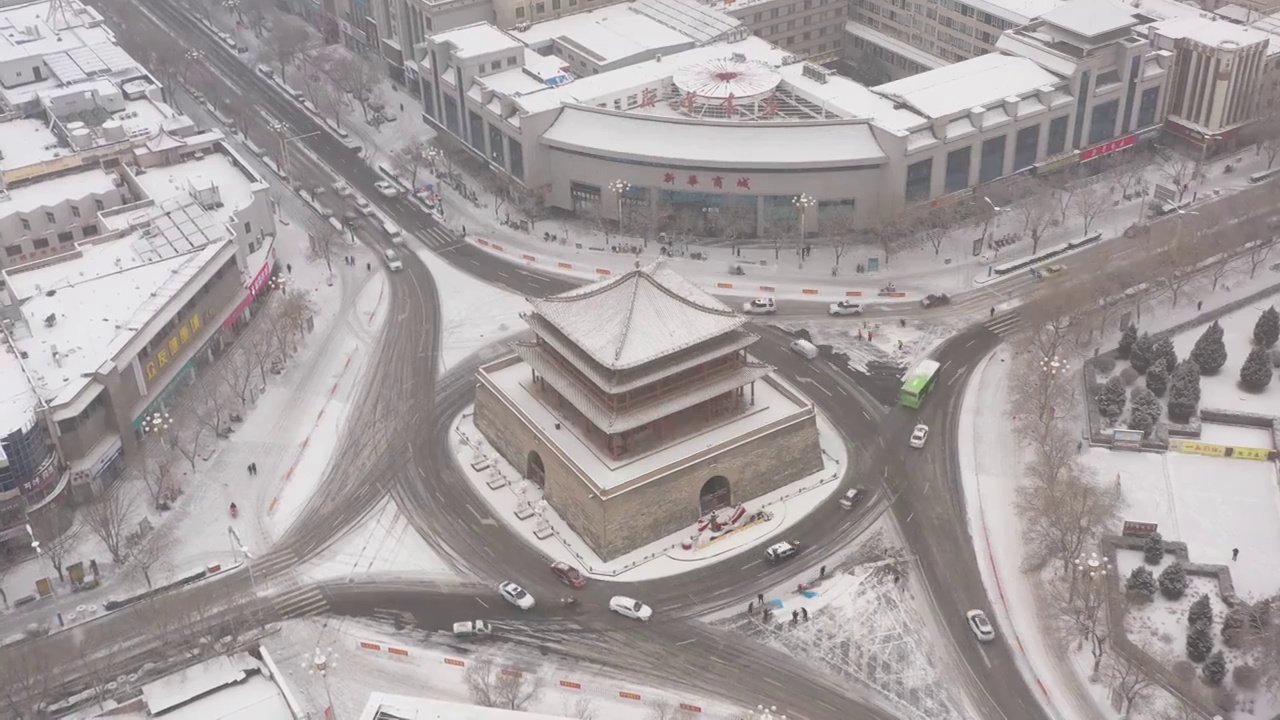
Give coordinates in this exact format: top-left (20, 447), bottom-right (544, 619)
top-left (307, 647), bottom-right (339, 718)
top-left (609, 179), bottom-right (631, 238)
top-left (793, 193), bottom-right (816, 253)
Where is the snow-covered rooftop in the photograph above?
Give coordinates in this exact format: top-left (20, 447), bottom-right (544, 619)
top-left (510, 0), bottom-right (740, 63)
top-left (0, 167), bottom-right (117, 218)
top-left (360, 693), bottom-right (571, 719)
top-left (432, 23), bottom-right (523, 59)
top-left (873, 54), bottom-right (1061, 119)
top-left (962, 0), bottom-right (1066, 25)
top-left (132, 152), bottom-right (261, 227)
top-left (542, 106), bottom-right (886, 171)
top-left (527, 259), bottom-right (745, 371)
top-left (0, 0), bottom-right (108, 63)
top-left (141, 652), bottom-right (292, 718)
top-left (1152, 13), bottom-right (1273, 47)
top-left (1039, 0), bottom-right (1139, 37)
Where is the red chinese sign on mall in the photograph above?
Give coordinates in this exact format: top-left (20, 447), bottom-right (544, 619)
top-left (1079, 133), bottom-right (1137, 162)
top-left (661, 174), bottom-right (751, 189)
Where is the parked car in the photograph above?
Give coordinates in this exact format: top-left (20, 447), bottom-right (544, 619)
top-left (609, 596), bottom-right (653, 622)
top-left (550, 561), bottom-right (586, 589)
top-left (765, 541), bottom-right (802, 564)
top-left (452, 620), bottom-right (491, 638)
top-left (828, 300), bottom-right (864, 316)
top-left (966, 609), bottom-right (996, 642)
top-left (921, 293), bottom-right (951, 309)
top-left (838, 487), bottom-right (864, 509)
top-left (742, 297), bottom-right (777, 315)
top-left (498, 581), bottom-right (535, 610)
top-left (374, 180), bottom-right (400, 198)
top-left (909, 424), bottom-right (929, 448)
top-left (355, 196), bottom-right (375, 216)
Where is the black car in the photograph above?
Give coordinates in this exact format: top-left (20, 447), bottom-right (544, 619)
top-left (921, 293), bottom-right (951, 309)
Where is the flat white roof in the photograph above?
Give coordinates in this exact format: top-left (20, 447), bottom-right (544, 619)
top-left (1153, 14), bottom-right (1273, 47)
top-left (433, 23), bottom-right (523, 59)
top-left (777, 60), bottom-right (927, 134)
top-left (873, 54), bottom-right (1060, 120)
top-left (0, 0), bottom-right (108, 63)
top-left (962, 0), bottom-right (1065, 25)
top-left (1039, 0), bottom-right (1139, 37)
top-left (0, 167), bottom-right (117, 218)
top-left (0, 349), bottom-right (40, 435)
top-left (511, 0), bottom-right (739, 59)
top-left (844, 21), bottom-right (947, 71)
top-left (0, 118), bottom-right (63, 175)
top-left (142, 653), bottom-right (292, 719)
top-left (542, 106), bottom-right (887, 168)
top-left (361, 693), bottom-right (570, 720)
top-left (484, 357), bottom-right (810, 492)
top-left (133, 153), bottom-right (259, 227)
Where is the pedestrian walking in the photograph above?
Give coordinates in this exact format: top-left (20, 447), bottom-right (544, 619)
top-left (287, 263), bottom-right (293, 274)
top-left (748, 601), bottom-right (754, 614)
top-left (252, 462), bottom-right (258, 475)
top-left (820, 565), bottom-right (826, 579)
top-left (757, 592), bottom-right (764, 605)
top-left (791, 609), bottom-right (799, 622)
top-left (990, 306), bottom-right (996, 318)
top-left (1232, 548), bottom-right (1240, 561)
top-left (462, 224), bottom-right (467, 237)
top-left (801, 607), bottom-right (809, 621)
top-left (868, 331), bottom-right (873, 342)
top-left (1197, 300), bottom-right (1203, 312)
top-left (367, 262), bottom-right (372, 271)
top-left (247, 463), bottom-right (254, 476)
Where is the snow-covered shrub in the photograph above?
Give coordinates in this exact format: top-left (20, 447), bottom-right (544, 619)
top-left (1190, 321), bottom-right (1227, 374)
top-left (1130, 332), bottom-right (1156, 373)
top-left (1167, 360), bottom-right (1202, 422)
top-left (1186, 623), bottom-right (1213, 662)
top-left (1126, 566), bottom-right (1156, 599)
top-left (1143, 533), bottom-right (1164, 565)
top-left (1120, 367), bottom-right (1139, 385)
top-left (1146, 359), bottom-right (1170, 397)
top-left (1093, 355), bottom-right (1116, 375)
top-left (1159, 562), bottom-right (1187, 600)
top-left (1127, 386), bottom-right (1161, 434)
top-left (1232, 664), bottom-right (1260, 689)
top-left (1239, 347), bottom-right (1273, 391)
top-left (1188, 593), bottom-right (1213, 628)
top-left (1118, 324), bottom-right (1138, 359)
top-left (1254, 305), bottom-right (1279, 348)
top-left (1096, 376), bottom-right (1127, 420)
top-left (1152, 336), bottom-right (1177, 376)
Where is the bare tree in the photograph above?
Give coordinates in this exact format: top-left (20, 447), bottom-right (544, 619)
top-left (28, 509), bottom-right (79, 584)
top-left (1243, 237), bottom-right (1275, 279)
top-left (0, 643), bottom-right (55, 718)
top-left (1015, 462), bottom-right (1124, 575)
top-left (1072, 185), bottom-right (1113, 236)
top-left (1253, 114), bottom-right (1280, 170)
top-left (327, 52), bottom-right (382, 121)
top-left (1116, 155), bottom-right (1151, 201)
top-left (1046, 175), bottom-right (1078, 225)
top-left (314, 80), bottom-right (347, 127)
top-left (244, 322), bottom-right (277, 386)
top-left (0, 548), bottom-right (11, 609)
top-left (278, 291), bottom-right (317, 341)
top-left (131, 527), bottom-right (173, 590)
top-left (867, 211), bottom-right (911, 267)
top-left (306, 219), bottom-right (341, 273)
top-left (1015, 185), bottom-right (1058, 255)
top-left (137, 456), bottom-right (176, 511)
top-left (1148, 233), bottom-right (1206, 308)
top-left (1102, 651), bottom-right (1155, 718)
top-left (561, 696), bottom-right (597, 720)
top-left (465, 659), bottom-right (543, 710)
top-left (170, 416), bottom-right (207, 472)
top-left (83, 489), bottom-right (136, 564)
top-left (1158, 149), bottom-right (1196, 201)
top-left (190, 376), bottom-right (230, 439)
top-left (265, 16), bottom-right (312, 84)
top-left (911, 205), bottom-right (955, 256)
top-left (221, 349), bottom-right (257, 407)
top-left (1048, 566), bottom-right (1111, 678)
top-left (1151, 699), bottom-right (1209, 720)
top-left (393, 136), bottom-right (435, 189)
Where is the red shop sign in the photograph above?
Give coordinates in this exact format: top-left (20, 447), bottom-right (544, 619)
top-left (1080, 134), bottom-right (1137, 162)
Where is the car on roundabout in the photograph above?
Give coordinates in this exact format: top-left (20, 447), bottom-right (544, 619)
top-left (374, 180), bottom-right (400, 198)
top-left (909, 424), bottom-right (929, 448)
top-left (452, 620), bottom-right (491, 639)
top-left (838, 487), bottom-right (864, 509)
top-left (742, 297), bottom-right (777, 315)
top-left (609, 596), bottom-right (653, 621)
top-left (765, 541), bottom-right (802, 564)
top-left (550, 560), bottom-right (586, 588)
top-left (828, 300), bottom-right (864, 316)
top-left (966, 609), bottom-right (996, 642)
top-left (498, 581), bottom-right (535, 610)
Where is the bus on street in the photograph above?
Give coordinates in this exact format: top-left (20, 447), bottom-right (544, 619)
top-left (899, 360), bottom-right (941, 409)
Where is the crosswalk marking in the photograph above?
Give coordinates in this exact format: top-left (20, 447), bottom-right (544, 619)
top-left (272, 586), bottom-right (330, 619)
top-left (254, 548), bottom-right (298, 579)
top-left (416, 225), bottom-right (459, 250)
top-left (983, 312), bottom-right (1023, 337)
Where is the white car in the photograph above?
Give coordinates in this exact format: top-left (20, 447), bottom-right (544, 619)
top-left (355, 196), bottom-right (375, 216)
top-left (966, 609), bottom-right (995, 642)
top-left (332, 180), bottom-right (353, 197)
top-left (498, 581), bottom-right (535, 610)
top-left (374, 180), bottom-right (400, 198)
top-left (742, 298), bottom-right (777, 315)
top-left (909, 424), bottom-right (929, 448)
top-left (609, 596), bottom-right (652, 622)
top-left (828, 300), bottom-right (864, 316)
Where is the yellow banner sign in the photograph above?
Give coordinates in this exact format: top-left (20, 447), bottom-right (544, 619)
top-left (1170, 439), bottom-right (1274, 461)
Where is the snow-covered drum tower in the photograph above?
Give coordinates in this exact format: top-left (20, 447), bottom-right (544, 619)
top-left (473, 260), bottom-right (822, 559)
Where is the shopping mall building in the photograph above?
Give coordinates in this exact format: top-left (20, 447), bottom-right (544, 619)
top-left (414, 0), bottom-right (1280, 237)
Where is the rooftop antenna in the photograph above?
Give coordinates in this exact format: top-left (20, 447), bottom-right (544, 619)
top-left (46, 0), bottom-right (73, 31)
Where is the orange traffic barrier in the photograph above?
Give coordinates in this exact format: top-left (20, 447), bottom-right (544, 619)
top-left (501, 668), bottom-right (523, 678)
top-left (620, 692), bottom-right (642, 701)
top-left (492, 244), bottom-right (504, 252)
top-left (444, 658), bottom-right (465, 667)
top-left (716, 282), bottom-right (733, 289)
top-left (596, 268), bottom-right (611, 275)
top-left (759, 285), bottom-right (775, 292)
top-left (680, 703), bottom-right (702, 713)
top-left (802, 288), bottom-right (819, 295)
top-left (388, 647), bottom-right (409, 657)
top-left (558, 262), bottom-right (573, 269)
top-left (560, 680), bottom-right (582, 690)
top-left (477, 239), bottom-right (490, 247)
top-left (522, 254), bottom-right (535, 261)
top-left (845, 291), bottom-right (862, 297)
top-left (882, 292), bottom-right (906, 298)
top-left (359, 642), bottom-right (382, 652)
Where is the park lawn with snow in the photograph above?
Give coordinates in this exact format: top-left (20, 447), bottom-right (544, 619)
top-left (1117, 549), bottom-right (1278, 718)
top-left (1169, 296), bottom-right (1280, 417)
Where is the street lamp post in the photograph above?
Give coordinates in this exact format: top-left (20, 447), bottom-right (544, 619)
top-left (268, 124), bottom-right (320, 180)
top-left (792, 194), bottom-right (816, 250)
top-left (1073, 551), bottom-right (1111, 679)
top-left (307, 647), bottom-right (338, 718)
top-left (608, 179), bottom-right (630, 238)
top-left (145, 411), bottom-right (173, 448)
top-left (1038, 355), bottom-right (1068, 421)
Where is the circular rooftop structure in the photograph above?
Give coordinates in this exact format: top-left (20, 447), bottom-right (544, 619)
top-left (672, 56), bottom-right (782, 108)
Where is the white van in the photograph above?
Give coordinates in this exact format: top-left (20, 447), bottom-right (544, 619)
top-left (380, 219), bottom-right (403, 244)
top-left (383, 248), bottom-right (404, 272)
top-left (790, 339), bottom-right (819, 360)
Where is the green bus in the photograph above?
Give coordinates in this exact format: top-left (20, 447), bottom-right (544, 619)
top-left (899, 359), bottom-right (942, 408)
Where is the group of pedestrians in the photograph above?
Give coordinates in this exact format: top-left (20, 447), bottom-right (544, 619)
top-left (246, 462), bottom-right (260, 476)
